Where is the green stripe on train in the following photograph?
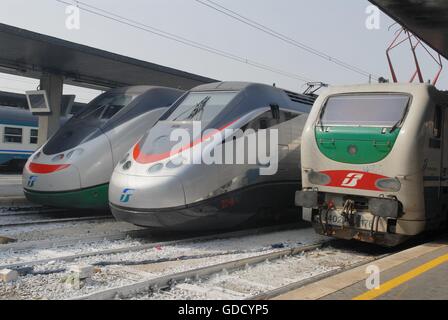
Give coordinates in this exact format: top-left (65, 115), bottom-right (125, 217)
top-left (24, 184), bottom-right (109, 210)
top-left (315, 126), bottom-right (400, 164)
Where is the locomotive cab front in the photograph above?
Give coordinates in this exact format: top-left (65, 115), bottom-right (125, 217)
top-left (297, 84), bottom-right (446, 247)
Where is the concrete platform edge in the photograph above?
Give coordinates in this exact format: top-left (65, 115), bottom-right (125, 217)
top-left (273, 240), bottom-right (448, 300)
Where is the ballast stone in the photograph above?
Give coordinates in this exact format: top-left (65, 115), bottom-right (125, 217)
top-left (69, 265), bottom-right (95, 279)
top-left (0, 269), bottom-right (19, 283)
top-left (0, 236), bottom-right (16, 245)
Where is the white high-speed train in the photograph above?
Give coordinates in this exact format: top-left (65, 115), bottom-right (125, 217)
top-left (22, 86), bottom-right (184, 209)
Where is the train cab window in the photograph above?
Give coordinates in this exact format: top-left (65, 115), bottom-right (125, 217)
top-left (166, 92), bottom-right (238, 124)
top-left (4, 127), bottom-right (23, 144)
top-left (242, 108), bottom-right (298, 132)
top-left (320, 94), bottom-right (410, 127)
top-left (101, 105), bottom-right (124, 120)
top-left (75, 94), bottom-right (136, 122)
top-left (30, 129), bottom-right (38, 144)
top-left (283, 111), bottom-right (298, 122)
top-left (246, 111), bottom-right (279, 131)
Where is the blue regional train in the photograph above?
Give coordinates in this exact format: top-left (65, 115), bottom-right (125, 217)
top-left (0, 106), bottom-right (76, 169)
top-left (0, 106), bottom-right (40, 169)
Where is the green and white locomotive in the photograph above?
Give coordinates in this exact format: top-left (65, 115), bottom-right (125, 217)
top-left (296, 83), bottom-right (448, 246)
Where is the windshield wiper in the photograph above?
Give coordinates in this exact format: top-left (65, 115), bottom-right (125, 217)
top-left (389, 120), bottom-right (401, 133)
top-left (172, 96), bottom-right (211, 122)
top-left (186, 96), bottom-right (211, 120)
top-left (317, 106), bottom-right (326, 129)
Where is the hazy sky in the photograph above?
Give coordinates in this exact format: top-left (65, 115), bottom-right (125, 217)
top-left (0, 0), bottom-right (446, 103)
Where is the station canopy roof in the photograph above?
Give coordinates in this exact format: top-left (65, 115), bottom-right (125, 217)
top-left (0, 23), bottom-right (217, 91)
top-left (370, 0), bottom-right (448, 59)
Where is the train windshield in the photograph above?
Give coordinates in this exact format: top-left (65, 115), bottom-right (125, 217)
top-left (319, 94), bottom-right (410, 127)
top-left (42, 92), bottom-right (138, 155)
top-left (137, 92), bottom-right (237, 157)
top-left (164, 91), bottom-right (237, 124)
top-left (74, 93), bottom-right (137, 122)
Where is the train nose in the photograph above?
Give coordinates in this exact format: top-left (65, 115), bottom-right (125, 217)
top-left (109, 172), bottom-right (186, 209)
top-left (22, 162), bottom-right (82, 207)
top-left (22, 162), bottom-right (81, 191)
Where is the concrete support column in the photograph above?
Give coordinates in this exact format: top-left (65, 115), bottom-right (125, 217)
top-left (38, 74), bottom-right (64, 147)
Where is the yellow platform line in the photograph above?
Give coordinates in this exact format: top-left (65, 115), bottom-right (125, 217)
top-left (354, 253), bottom-right (448, 300)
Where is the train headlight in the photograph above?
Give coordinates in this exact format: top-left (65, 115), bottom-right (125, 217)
top-left (51, 154), bottom-right (65, 162)
top-left (375, 178), bottom-right (401, 192)
top-left (308, 171), bottom-right (331, 186)
top-left (122, 161), bottom-right (132, 171)
top-left (67, 149), bottom-right (84, 160)
top-left (148, 163), bottom-right (163, 174)
top-left (166, 156), bottom-right (185, 169)
top-left (120, 153), bottom-right (130, 165)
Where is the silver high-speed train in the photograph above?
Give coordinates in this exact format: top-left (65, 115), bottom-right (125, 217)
top-left (23, 86), bottom-right (184, 209)
top-left (109, 82), bottom-right (316, 230)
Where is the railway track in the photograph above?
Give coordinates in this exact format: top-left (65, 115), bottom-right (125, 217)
top-left (0, 204), bottom-right (114, 228)
top-left (250, 253), bottom-right (389, 300)
top-left (77, 239), bottom-right (399, 300)
top-left (131, 246), bottom-right (388, 301)
top-left (140, 238), bottom-right (432, 301)
top-left (0, 206), bottom-right (45, 213)
top-left (1, 226), bottom-right (407, 300)
top-left (0, 208), bottom-right (67, 217)
top-left (0, 224), bottom-right (308, 271)
top-left (73, 242), bottom-right (327, 300)
top-left (0, 214), bottom-right (114, 228)
top-left (0, 228), bottom-right (150, 251)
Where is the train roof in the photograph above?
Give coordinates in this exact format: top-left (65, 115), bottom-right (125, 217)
top-left (106, 85), bottom-right (185, 95)
top-left (191, 82), bottom-right (254, 92)
top-left (313, 83), bottom-right (448, 108)
top-left (191, 81), bottom-right (316, 105)
top-left (317, 83), bottom-right (446, 96)
top-left (0, 106), bottom-right (37, 127)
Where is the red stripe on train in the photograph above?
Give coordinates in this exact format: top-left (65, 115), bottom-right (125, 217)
top-left (133, 119), bottom-right (239, 164)
top-left (29, 163), bottom-right (71, 174)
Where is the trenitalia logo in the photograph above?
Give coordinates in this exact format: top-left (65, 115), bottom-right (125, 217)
top-left (120, 189), bottom-right (135, 203)
top-left (341, 173), bottom-right (365, 187)
top-left (319, 170), bottom-right (389, 191)
top-left (27, 176), bottom-right (37, 188)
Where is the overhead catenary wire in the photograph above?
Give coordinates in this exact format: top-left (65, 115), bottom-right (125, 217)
top-left (55, 0), bottom-right (314, 83)
top-left (194, 0), bottom-right (382, 81)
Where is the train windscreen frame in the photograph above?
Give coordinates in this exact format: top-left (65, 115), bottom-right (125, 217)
top-left (162, 91), bottom-right (238, 124)
top-left (43, 92), bottom-right (138, 155)
top-left (319, 94), bottom-right (411, 127)
top-left (74, 92), bottom-right (138, 122)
